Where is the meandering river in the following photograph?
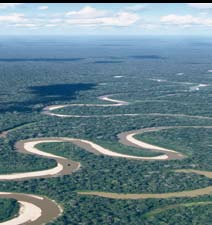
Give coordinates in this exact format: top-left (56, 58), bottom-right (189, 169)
top-left (0, 95), bottom-right (211, 224)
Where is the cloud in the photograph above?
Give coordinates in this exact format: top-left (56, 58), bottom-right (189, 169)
top-left (38, 6), bottom-right (48, 10)
top-left (13, 23), bottom-right (37, 27)
top-left (66, 6), bottom-right (107, 18)
top-left (0, 13), bottom-right (27, 23)
top-left (100, 12), bottom-right (140, 26)
top-left (66, 12), bottom-right (139, 27)
top-left (124, 4), bottom-right (146, 11)
top-left (0, 5), bottom-right (140, 30)
top-left (0, 3), bottom-right (23, 9)
top-left (187, 3), bottom-right (212, 9)
top-left (160, 14), bottom-right (199, 25)
top-left (160, 14), bottom-right (212, 26)
top-left (65, 6), bottom-right (140, 27)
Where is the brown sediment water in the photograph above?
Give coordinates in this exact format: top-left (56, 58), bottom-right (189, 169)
top-left (78, 169), bottom-right (212, 199)
top-left (0, 138), bottom-right (78, 224)
top-left (78, 125), bottom-right (212, 200)
top-left (78, 185), bottom-right (212, 199)
top-left (41, 94), bottom-right (212, 120)
top-left (118, 126), bottom-right (184, 160)
top-left (0, 130), bottom-right (8, 138)
top-left (0, 192), bottom-right (62, 225)
top-left (143, 201), bottom-right (212, 218)
top-left (14, 139), bottom-right (80, 181)
top-left (118, 125), bottom-right (212, 160)
top-left (176, 169), bottom-right (212, 178)
top-left (0, 122), bottom-right (37, 139)
top-left (1, 95), bottom-right (212, 224)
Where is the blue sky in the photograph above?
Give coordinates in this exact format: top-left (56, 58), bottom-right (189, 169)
top-left (1, 3), bottom-right (212, 35)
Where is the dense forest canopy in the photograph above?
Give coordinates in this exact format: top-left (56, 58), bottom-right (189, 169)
top-left (0, 36), bottom-right (212, 224)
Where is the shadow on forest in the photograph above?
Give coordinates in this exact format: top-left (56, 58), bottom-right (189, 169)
top-left (0, 83), bottom-right (96, 113)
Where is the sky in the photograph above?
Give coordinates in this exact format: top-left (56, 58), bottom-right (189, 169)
top-left (1, 3), bottom-right (212, 36)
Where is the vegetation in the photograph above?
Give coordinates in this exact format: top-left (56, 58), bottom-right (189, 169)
top-left (0, 37), bottom-right (212, 224)
top-left (143, 202), bottom-right (212, 225)
top-left (0, 198), bottom-right (19, 222)
top-left (136, 127), bottom-right (212, 170)
top-left (90, 140), bottom-right (162, 157)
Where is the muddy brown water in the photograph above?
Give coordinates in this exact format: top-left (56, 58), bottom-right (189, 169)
top-left (118, 127), bottom-right (184, 160)
top-left (78, 185), bottom-right (212, 199)
top-left (0, 138), bottom-right (80, 224)
top-left (0, 193), bottom-right (62, 225)
top-left (15, 139), bottom-right (80, 180)
top-left (1, 105), bottom-right (212, 224)
top-left (0, 130), bottom-right (8, 138)
top-left (118, 126), bottom-right (212, 160)
top-left (79, 126), bottom-right (212, 200)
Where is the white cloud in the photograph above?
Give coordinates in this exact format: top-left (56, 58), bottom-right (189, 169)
top-left (38, 6), bottom-right (48, 10)
top-left (160, 14), bottom-right (212, 26)
top-left (124, 4), bottom-right (146, 11)
top-left (0, 3), bottom-right (23, 9)
top-left (8, 22), bottom-right (40, 30)
top-left (65, 6), bottom-right (140, 27)
top-left (0, 13), bottom-right (27, 23)
top-left (100, 12), bottom-right (140, 26)
top-left (188, 3), bottom-right (212, 9)
top-left (13, 23), bottom-right (37, 27)
top-left (160, 14), bottom-right (199, 25)
top-left (66, 12), bottom-right (139, 27)
top-left (0, 5), bottom-right (140, 30)
top-left (66, 6), bottom-right (107, 18)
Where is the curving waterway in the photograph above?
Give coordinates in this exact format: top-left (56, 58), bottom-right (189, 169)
top-left (0, 95), bottom-right (212, 224)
